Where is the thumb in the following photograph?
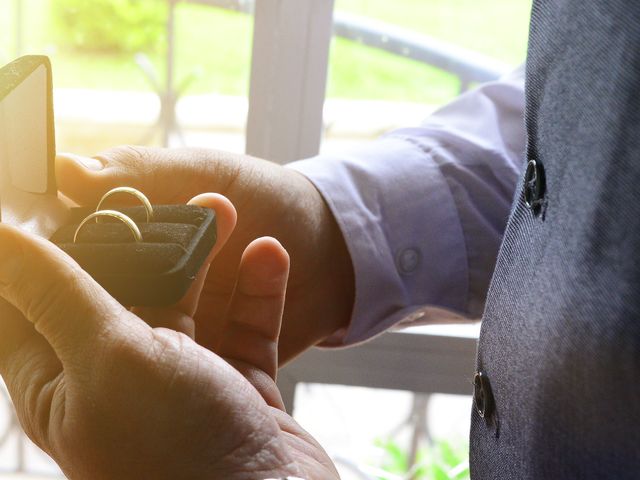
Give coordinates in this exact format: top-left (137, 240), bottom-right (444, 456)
top-left (0, 225), bottom-right (131, 365)
top-left (133, 193), bottom-right (238, 336)
top-left (217, 237), bottom-right (290, 382)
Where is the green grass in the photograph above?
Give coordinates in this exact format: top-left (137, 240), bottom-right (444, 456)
top-left (0, 0), bottom-right (531, 104)
top-left (374, 437), bottom-right (470, 480)
top-left (335, 0), bottom-right (531, 65)
top-left (329, 0), bottom-right (531, 103)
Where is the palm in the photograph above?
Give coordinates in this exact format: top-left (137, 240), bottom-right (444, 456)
top-left (0, 215), bottom-right (339, 479)
top-left (57, 148), bottom-right (354, 362)
top-left (22, 328), bottom-right (280, 478)
top-left (11, 316), bottom-right (334, 479)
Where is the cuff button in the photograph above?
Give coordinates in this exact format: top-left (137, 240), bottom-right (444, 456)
top-left (396, 248), bottom-right (421, 275)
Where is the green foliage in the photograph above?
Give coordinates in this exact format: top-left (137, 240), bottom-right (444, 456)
top-left (374, 438), bottom-right (470, 480)
top-left (334, 0), bottom-right (531, 66)
top-left (375, 438), bottom-right (409, 475)
top-left (16, 0), bottom-right (531, 101)
top-left (52, 0), bottom-right (167, 54)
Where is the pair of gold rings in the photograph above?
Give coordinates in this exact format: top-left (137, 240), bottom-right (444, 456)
top-left (73, 187), bottom-right (154, 244)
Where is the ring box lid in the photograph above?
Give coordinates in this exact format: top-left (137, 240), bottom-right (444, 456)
top-left (0, 56), bottom-right (68, 238)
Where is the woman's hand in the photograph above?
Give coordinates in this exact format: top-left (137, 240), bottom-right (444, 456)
top-left (56, 147), bottom-right (355, 362)
top-left (0, 193), bottom-right (338, 480)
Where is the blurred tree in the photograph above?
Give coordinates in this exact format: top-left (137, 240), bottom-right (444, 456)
top-left (53, 0), bottom-right (166, 53)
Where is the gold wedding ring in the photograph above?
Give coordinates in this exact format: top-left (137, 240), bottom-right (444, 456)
top-left (96, 187), bottom-right (154, 223)
top-left (74, 210), bottom-right (143, 244)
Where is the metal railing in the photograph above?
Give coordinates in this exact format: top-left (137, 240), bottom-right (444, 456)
top-left (200, 0), bottom-right (507, 89)
top-left (332, 11), bottom-right (507, 91)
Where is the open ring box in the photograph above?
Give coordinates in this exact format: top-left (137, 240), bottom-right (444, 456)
top-left (0, 56), bottom-right (217, 306)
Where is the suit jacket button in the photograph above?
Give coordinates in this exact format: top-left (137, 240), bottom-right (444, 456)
top-left (524, 159), bottom-right (546, 212)
top-left (474, 371), bottom-right (495, 419)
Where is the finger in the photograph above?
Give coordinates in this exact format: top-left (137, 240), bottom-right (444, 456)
top-left (56, 151), bottom-right (129, 205)
top-left (57, 147), bottom-right (176, 205)
top-left (217, 237), bottom-right (290, 381)
top-left (0, 299), bottom-right (61, 451)
top-left (133, 194), bottom-right (237, 335)
top-left (179, 194), bottom-right (238, 316)
top-left (56, 146), bottom-right (233, 206)
top-left (0, 225), bottom-right (130, 365)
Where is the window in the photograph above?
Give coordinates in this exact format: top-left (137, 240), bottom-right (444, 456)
top-left (0, 1), bottom-right (531, 477)
top-left (2, 0), bottom-right (254, 156)
top-left (321, 0), bottom-right (531, 154)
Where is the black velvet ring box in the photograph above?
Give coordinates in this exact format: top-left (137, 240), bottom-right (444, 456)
top-left (51, 205), bottom-right (217, 306)
top-left (1, 56), bottom-right (217, 307)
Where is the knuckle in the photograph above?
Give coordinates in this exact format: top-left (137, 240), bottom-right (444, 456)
top-left (99, 145), bottom-right (155, 182)
top-left (116, 145), bottom-right (158, 190)
top-left (102, 144), bottom-right (148, 164)
top-left (26, 286), bottom-right (59, 327)
top-left (151, 328), bottom-right (186, 359)
top-left (123, 145), bottom-right (153, 168)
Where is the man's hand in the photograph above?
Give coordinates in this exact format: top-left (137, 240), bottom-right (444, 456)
top-left (56, 147), bottom-right (355, 362)
top-left (0, 195), bottom-right (338, 479)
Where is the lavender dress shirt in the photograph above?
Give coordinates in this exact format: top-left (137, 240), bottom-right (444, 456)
top-left (288, 67), bottom-right (526, 346)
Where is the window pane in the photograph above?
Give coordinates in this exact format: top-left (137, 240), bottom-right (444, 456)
top-left (2, 0), bottom-right (253, 156)
top-left (322, 0), bottom-right (531, 152)
top-left (294, 385), bottom-right (473, 480)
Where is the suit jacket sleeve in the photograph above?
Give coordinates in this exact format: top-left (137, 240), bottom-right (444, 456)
top-left (287, 67), bottom-right (526, 346)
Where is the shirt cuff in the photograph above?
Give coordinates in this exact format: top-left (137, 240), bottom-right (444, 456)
top-left (288, 136), bottom-right (469, 346)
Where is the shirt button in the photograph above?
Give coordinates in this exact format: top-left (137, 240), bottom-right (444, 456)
top-left (473, 371), bottom-right (495, 420)
top-left (397, 248), bottom-right (421, 274)
top-left (524, 159), bottom-right (546, 212)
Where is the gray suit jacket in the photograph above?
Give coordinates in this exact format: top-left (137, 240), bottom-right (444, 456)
top-left (470, 1), bottom-right (640, 478)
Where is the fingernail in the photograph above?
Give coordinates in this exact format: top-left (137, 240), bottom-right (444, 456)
top-left (65, 153), bottom-right (105, 171)
top-left (0, 227), bottom-right (24, 285)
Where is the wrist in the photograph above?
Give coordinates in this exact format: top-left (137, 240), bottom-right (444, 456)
top-left (278, 169), bottom-right (355, 362)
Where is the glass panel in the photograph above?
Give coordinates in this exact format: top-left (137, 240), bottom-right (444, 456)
top-left (1, 0), bottom-right (253, 156)
top-left (323, 0), bottom-right (531, 153)
top-left (295, 385), bottom-right (473, 480)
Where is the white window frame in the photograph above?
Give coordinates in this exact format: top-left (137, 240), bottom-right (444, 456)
top-left (246, 0), bottom-right (335, 164)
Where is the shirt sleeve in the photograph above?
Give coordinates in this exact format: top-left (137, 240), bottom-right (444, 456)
top-left (287, 66), bottom-right (526, 346)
